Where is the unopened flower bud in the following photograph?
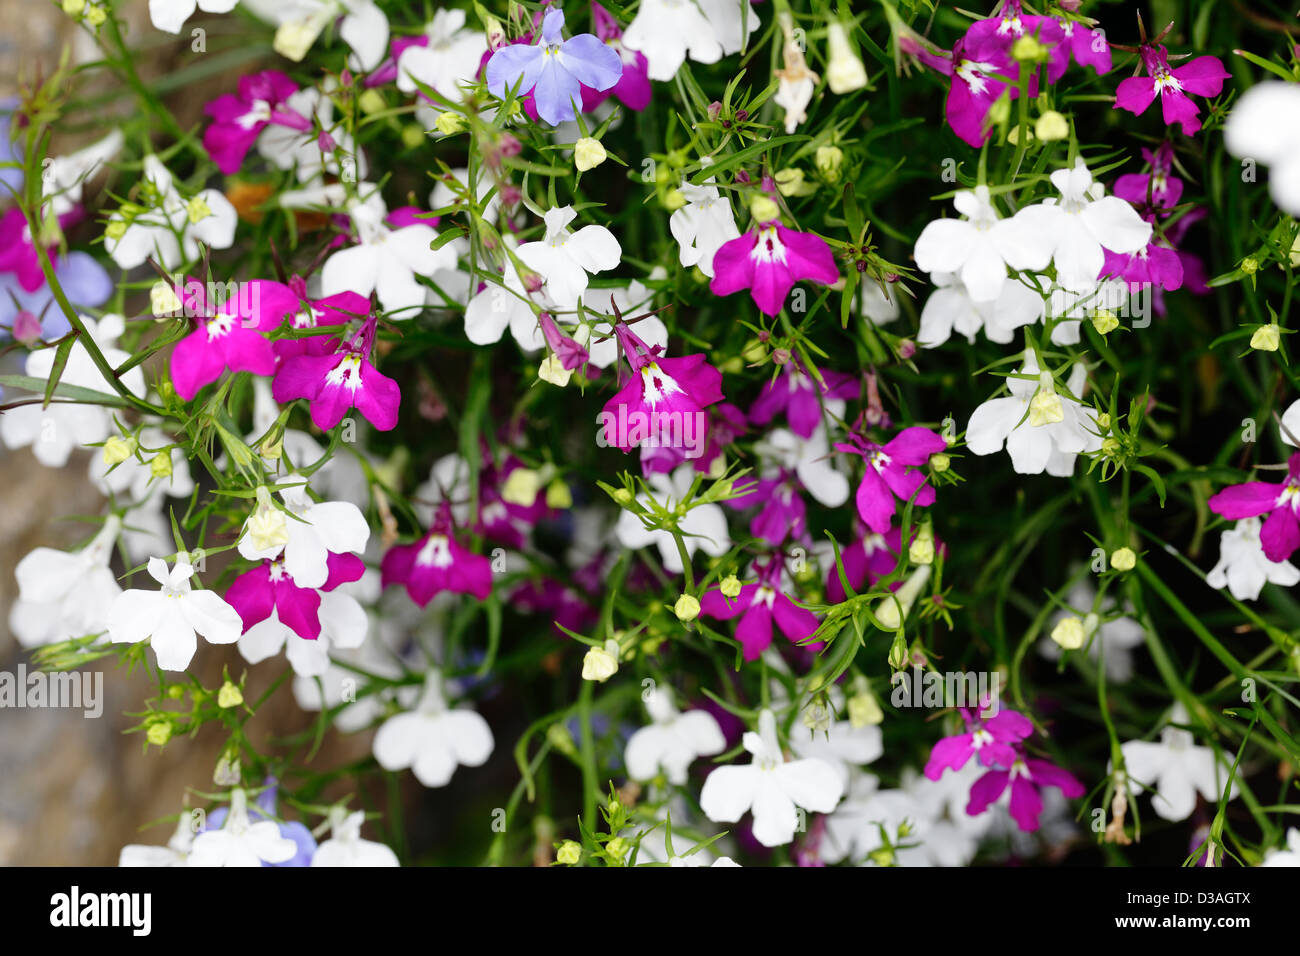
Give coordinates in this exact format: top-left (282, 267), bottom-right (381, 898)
top-left (1035, 110), bottom-right (1069, 142)
top-left (546, 480), bottom-right (572, 509)
top-left (12, 310), bottom-right (42, 345)
top-left (357, 89), bottom-right (386, 115)
top-left (150, 453), bottom-right (173, 479)
top-left (674, 593), bottom-right (701, 622)
top-left (1092, 309), bottom-right (1119, 334)
top-left (401, 124), bottom-right (426, 149)
top-left (720, 574), bottom-right (742, 598)
top-left (750, 194), bottom-right (781, 222)
top-left (612, 488), bottom-right (634, 507)
top-left (930, 452), bottom-right (950, 473)
top-left (661, 188), bottom-right (686, 211)
top-left (1251, 324), bottom-right (1280, 351)
top-left (815, 145), bottom-right (844, 182)
top-left (1110, 547), bottom-right (1137, 572)
top-left (908, 523), bottom-right (935, 565)
top-left (1012, 35), bottom-right (1046, 61)
top-left (102, 435), bottom-right (135, 466)
top-left (247, 486), bottom-right (289, 553)
top-left (501, 467), bottom-right (541, 506)
top-left (1051, 615), bottom-right (1086, 650)
top-left (1028, 373), bottom-right (1064, 426)
top-left (151, 280), bottom-right (183, 317)
top-left (848, 687), bottom-right (883, 727)
top-left (825, 22), bottom-right (868, 94)
top-left (435, 111), bottom-right (466, 135)
top-left (556, 841), bottom-right (581, 865)
top-left (146, 721), bottom-right (171, 746)
top-left (582, 639), bottom-right (621, 682)
top-left (217, 681), bottom-right (243, 708)
top-left (574, 137), bottom-right (607, 172)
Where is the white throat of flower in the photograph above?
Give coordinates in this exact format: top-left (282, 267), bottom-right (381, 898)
top-left (750, 226), bottom-right (788, 267)
top-left (326, 353), bottom-right (365, 395)
top-left (640, 362), bottom-right (686, 409)
top-left (417, 533), bottom-right (454, 568)
top-left (239, 100), bottom-right (273, 129)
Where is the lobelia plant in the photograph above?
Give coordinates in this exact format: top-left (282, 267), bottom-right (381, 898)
top-left (3, 0), bottom-right (1300, 874)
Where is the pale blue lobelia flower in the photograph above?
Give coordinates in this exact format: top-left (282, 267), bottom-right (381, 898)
top-left (485, 8), bottom-right (623, 126)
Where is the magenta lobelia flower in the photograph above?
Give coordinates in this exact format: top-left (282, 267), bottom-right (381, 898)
top-left (381, 502), bottom-right (493, 605)
top-left (835, 426), bottom-right (947, 534)
top-left (710, 221), bottom-right (839, 317)
top-left (225, 552), bottom-right (365, 641)
top-left (748, 363), bottom-right (857, 439)
top-left (728, 471), bottom-right (809, 546)
top-left (169, 279), bottom-right (300, 401)
top-left (1113, 44), bottom-right (1230, 136)
top-left (1113, 142), bottom-right (1183, 211)
top-left (944, 34), bottom-right (1017, 147)
top-left (600, 322), bottom-right (724, 454)
top-left (699, 558), bottom-right (822, 661)
top-left (203, 71), bottom-right (312, 175)
top-left (1056, 15), bottom-right (1113, 75)
top-left (1208, 452), bottom-right (1300, 562)
top-left (924, 707), bottom-right (1034, 779)
top-left (967, 755), bottom-right (1086, 832)
top-left (272, 314), bottom-right (401, 432)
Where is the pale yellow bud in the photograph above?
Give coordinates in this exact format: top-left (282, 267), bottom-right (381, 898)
top-left (1028, 373), bottom-right (1064, 426)
top-left (358, 89), bottom-right (387, 115)
top-left (815, 145), bottom-right (844, 182)
top-left (581, 639), bottom-right (621, 682)
top-left (538, 354), bottom-right (572, 387)
top-left (1092, 309), bottom-right (1119, 334)
top-left (825, 22), bottom-right (868, 94)
top-left (435, 111), bottom-right (466, 135)
top-left (151, 280), bottom-right (182, 317)
top-left (720, 574), bottom-right (742, 598)
top-left (149, 453), bottom-right (173, 479)
top-left (102, 435), bottom-right (135, 466)
top-left (674, 593), bottom-right (701, 622)
top-left (1251, 324), bottom-right (1281, 351)
top-left (246, 487), bottom-right (289, 553)
top-left (908, 523), bottom-right (935, 566)
top-left (1051, 615), bottom-right (1086, 650)
top-left (546, 480), bottom-right (573, 509)
top-left (217, 681), bottom-right (243, 709)
top-left (501, 467), bottom-right (541, 506)
top-left (574, 137), bottom-right (607, 172)
top-left (848, 691), bottom-right (883, 727)
top-left (1034, 110), bottom-right (1070, 142)
top-left (750, 194), bottom-right (781, 222)
top-left (1110, 547), bottom-right (1137, 572)
top-left (556, 841), bottom-right (581, 865)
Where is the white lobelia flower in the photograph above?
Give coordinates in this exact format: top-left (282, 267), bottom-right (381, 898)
top-left (700, 708), bottom-right (844, 847)
top-left (965, 352), bottom-right (1101, 476)
top-left (10, 517), bottom-right (123, 649)
top-left (1119, 704), bottom-right (1239, 822)
top-left (396, 9), bottom-right (488, 103)
top-left (1224, 82), bottom-right (1300, 217)
top-left (119, 816), bottom-right (195, 868)
top-left (1206, 516), bottom-right (1300, 602)
top-left (237, 479), bottom-right (370, 590)
top-left (819, 772), bottom-right (928, 865)
top-left (107, 555), bottom-right (242, 672)
top-left (463, 206), bottom-right (620, 346)
top-left (373, 671), bottom-right (495, 788)
top-left (698, 0), bottom-right (761, 57)
top-left (119, 815), bottom-right (196, 867)
top-left (0, 314), bottom-right (147, 467)
top-left (914, 185), bottom-right (1049, 302)
top-left (307, 185), bottom-right (453, 318)
top-left (1013, 158), bottom-right (1153, 293)
top-left (789, 697), bottom-right (884, 789)
top-left (1278, 397), bottom-right (1300, 449)
top-left (516, 205), bottom-right (623, 309)
top-left (773, 13), bottom-right (819, 136)
top-left (756, 425), bottom-right (851, 508)
top-left (312, 808), bottom-right (400, 867)
top-left (1040, 579), bottom-right (1146, 682)
top-left (257, 83), bottom-right (365, 183)
top-left (615, 464), bottom-right (731, 574)
top-left (105, 156), bottom-right (237, 270)
top-left (187, 789), bottom-right (298, 867)
top-left (1259, 828), bottom-right (1300, 867)
top-left (669, 182), bottom-right (741, 278)
top-left (624, 685), bottom-right (726, 785)
top-left (917, 271), bottom-right (1045, 348)
top-left (42, 129), bottom-right (124, 218)
top-left (149, 0), bottom-right (240, 35)
top-left (623, 0), bottom-right (725, 81)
